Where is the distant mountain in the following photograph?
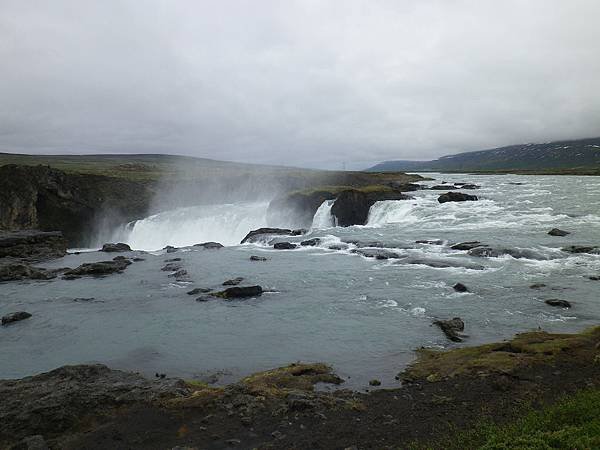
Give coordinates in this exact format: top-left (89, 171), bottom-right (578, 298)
top-left (367, 137), bottom-right (600, 172)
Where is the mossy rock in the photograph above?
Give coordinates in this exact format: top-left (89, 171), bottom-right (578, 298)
top-left (402, 326), bottom-right (600, 382)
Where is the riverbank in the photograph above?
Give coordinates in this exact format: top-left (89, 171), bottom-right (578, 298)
top-left (2, 325), bottom-right (599, 449)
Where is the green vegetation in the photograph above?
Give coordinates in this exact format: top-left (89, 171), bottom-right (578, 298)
top-left (402, 326), bottom-right (600, 382)
top-left (240, 362), bottom-right (343, 396)
top-left (414, 388), bottom-right (600, 450)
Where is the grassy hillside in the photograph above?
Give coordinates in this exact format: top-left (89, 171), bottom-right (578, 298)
top-left (368, 137), bottom-right (600, 174)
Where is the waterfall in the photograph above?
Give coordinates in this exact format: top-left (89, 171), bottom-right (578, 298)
top-left (311, 199), bottom-right (337, 229)
top-left (114, 202), bottom-right (268, 250)
top-left (366, 200), bottom-right (418, 226)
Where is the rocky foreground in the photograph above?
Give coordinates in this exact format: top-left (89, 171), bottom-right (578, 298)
top-left (1, 326), bottom-right (599, 449)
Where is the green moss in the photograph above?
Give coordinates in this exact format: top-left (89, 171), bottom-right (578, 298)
top-left (402, 326), bottom-right (600, 382)
top-left (288, 184), bottom-right (396, 197)
top-left (240, 362), bottom-right (343, 396)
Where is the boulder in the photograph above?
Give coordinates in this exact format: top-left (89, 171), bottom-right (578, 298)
top-left (456, 184), bottom-right (480, 189)
top-left (530, 283), bottom-right (547, 289)
top-left (0, 364), bottom-right (189, 446)
top-left (433, 317), bottom-right (465, 342)
top-left (438, 192), bottom-right (478, 203)
top-left (300, 238), bottom-right (321, 247)
top-left (351, 248), bottom-right (403, 260)
top-left (213, 285), bottom-right (263, 299)
top-left (548, 228), bottom-right (570, 237)
top-left (100, 242), bottom-right (131, 253)
top-left (368, 379), bottom-right (381, 386)
top-left (562, 245), bottom-right (600, 254)
top-left (0, 263), bottom-right (57, 282)
top-left (430, 185), bottom-right (458, 190)
top-left (467, 246), bottom-right (546, 260)
top-left (2, 311), bottom-right (32, 325)
top-left (161, 263), bottom-right (182, 272)
top-left (241, 228), bottom-right (305, 244)
top-left (249, 255), bottom-right (268, 261)
top-left (187, 287), bottom-right (211, 295)
top-left (194, 242), bottom-right (224, 249)
top-left (223, 277), bottom-right (244, 286)
top-left (331, 189), bottom-right (412, 227)
top-left (62, 259), bottom-right (130, 279)
top-left (273, 242), bottom-right (297, 250)
top-left (168, 269), bottom-right (189, 280)
top-left (0, 230), bottom-right (67, 261)
top-left (163, 246), bottom-right (178, 253)
top-left (400, 258), bottom-right (485, 271)
top-left (450, 241), bottom-right (483, 251)
top-left (588, 275), bottom-right (600, 281)
top-left (453, 283), bottom-right (468, 293)
top-left (164, 258), bottom-right (181, 262)
top-left (416, 239), bottom-right (444, 245)
top-left (545, 299), bottom-right (571, 308)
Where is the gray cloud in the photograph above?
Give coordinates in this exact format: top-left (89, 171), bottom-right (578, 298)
top-left (1, 0), bottom-right (600, 169)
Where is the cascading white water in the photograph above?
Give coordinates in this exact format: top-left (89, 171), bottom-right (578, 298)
top-left (366, 200), bottom-right (419, 226)
top-left (118, 202), bottom-right (269, 250)
top-left (311, 199), bottom-right (337, 229)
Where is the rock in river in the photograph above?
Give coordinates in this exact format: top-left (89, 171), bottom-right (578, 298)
top-left (562, 245), bottom-right (600, 255)
top-left (250, 255), bottom-right (268, 261)
top-left (62, 259), bottom-right (131, 279)
top-left (274, 242), bottom-right (297, 250)
top-left (0, 230), bottom-right (67, 261)
top-left (548, 228), bottom-right (570, 237)
top-left (438, 192), bottom-right (478, 203)
top-left (545, 299), bottom-right (571, 308)
top-left (433, 317), bottom-right (465, 342)
top-left (187, 287), bottom-right (211, 295)
top-left (451, 241), bottom-right (483, 251)
top-left (0, 263), bottom-right (57, 282)
top-left (194, 242), bottom-right (224, 249)
top-left (453, 283), bottom-right (468, 292)
top-left (2, 311), bottom-right (32, 325)
top-left (241, 228), bottom-right (305, 244)
top-left (223, 277), bottom-right (244, 286)
top-left (300, 238), bottom-right (321, 247)
top-left (100, 242), bottom-right (131, 252)
top-left (213, 285), bottom-right (263, 299)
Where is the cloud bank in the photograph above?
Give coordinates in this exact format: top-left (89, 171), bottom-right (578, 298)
top-left (1, 0), bottom-right (600, 168)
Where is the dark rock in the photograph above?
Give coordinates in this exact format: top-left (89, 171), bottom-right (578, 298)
top-left (249, 255), bottom-right (268, 261)
top-left (0, 263), bottom-right (57, 282)
top-left (416, 239), bottom-right (444, 245)
top-left (132, 257), bottom-right (145, 262)
top-left (112, 256), bottom-right (132, 265)
top-left (273, 242), bottom-right (297, 250)
top-left (468, 246), bottom-right (546, 259)
top-left (286, 392), bottom-right (318, 411)
top-left (344, 240), bottom-right (386, 248)
top-left (548, 228), bottom-right (570, 237)
top-left (241, 228), bottom-right (305, 244)
top-left (72, 297), bottom-right (96, 302)
top-left (450, 241), bottom-right (483, 251)
top-left (453, 283), bottom-right (468, 292)
top-left (100, 242), bottom-right (131, 253)
top-left (438, 192), bottom-right (478, 203)
top-left (164, 258), bottom-right (181, 262)
top-left (588, 276), bottom-right (600, 281)
top-left (14, 434), bottom-right (49, 450)
top-left (223, 277), bottom-right (244, 286)
top-left (0, 364), bottom-right (189, 446)
top-left (399, 258), bottom-right (485, 270)
top-left (433, 317), bottom-right (465, 342)
top-left (430, 185), bottom-right (458, 190)
top-left (0, 165), bottom-right (153, 247)
top-left (351, 248), bottom-right (402, 260)
top-left (187, 287), bottom-right (212, 295)
top-left (213, 286), bottom-right (263, 299)
top-left (562, 245), bottom-right (600, 254)
top-left (168, 269), bottom-right (189, 280)
top-left (508, 182), bottom-right (525, 185)
top-left (0, 230), bottom-right (67, 261)
top-left (328, 244), bottom-right (348, 251)
top-left (2, 311), bottom-right (32, 325)
top-left (164, 246), bottom-right (178, 253)
top-left (387, 182), bottom-right (423, 191)
top-left (62, 259), bottom-right (130, 279)
top-left (456, 184), bottom-right (480, 189)
top-left (331, 189), bottom-right (412, 227)
top-left (300, 238), bottom-right (321, 246)
top-left (530, 283), bottom-right (547, 289)
top-left (368, 379), bottom-right (381, 386)
top-left (545, 299), bottom-right (571, 308)
top-left (194, 242), bottom-right (224, 249)
top-left (161, 263), bottom-right (182, 272)
top-left (195, 295), bottom-right (213, 302)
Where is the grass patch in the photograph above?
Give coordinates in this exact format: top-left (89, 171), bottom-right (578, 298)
top-left (402, 326), bottom-right (600, 382)
top-left (413, 388), bottom-right (600, 449)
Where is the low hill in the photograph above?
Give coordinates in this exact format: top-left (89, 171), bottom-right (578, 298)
top-left (367, 137), bottom-right (600, 174)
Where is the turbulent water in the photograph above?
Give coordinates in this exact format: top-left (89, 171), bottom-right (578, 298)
top-left (2, 173), bottom-right (600, 388)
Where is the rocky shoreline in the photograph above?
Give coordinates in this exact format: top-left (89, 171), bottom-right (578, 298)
top-left (1, 326), bottom-right (599, 449)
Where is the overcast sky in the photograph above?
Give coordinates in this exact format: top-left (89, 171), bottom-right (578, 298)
top-left (1, 0), bottom-right (600, 169)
